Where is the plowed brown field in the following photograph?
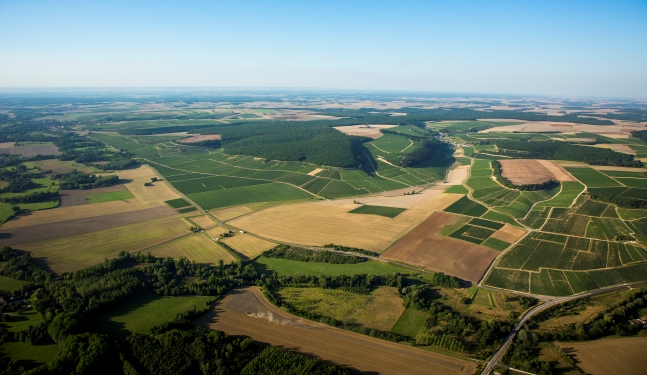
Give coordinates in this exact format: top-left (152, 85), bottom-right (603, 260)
top-left (499, 160), bottom-right (555, 184)
top-left (381, 212), bottom-right (499, 282)
top-left (195, 287), bottom-right (478, 375)
top-left (557, 337), bottom-right (647, 375)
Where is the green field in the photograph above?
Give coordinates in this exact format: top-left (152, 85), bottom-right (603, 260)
top-left (165, 198), bottom-right (191, 208)
top-left (565, 167), bottom-right (623, 187)
top-left (482, 238), bottom-right (511, 251)
top-left (444, 196), bottom-right (489, 217)
top-left (253, 256), bottom-right (411, 276)
top-left (187, 182), bottom-right (316, 209)
top-left (445, 184), bottom-right (468, 194)
top-left (390, 306), bottom-right (427, 338)
top-left (348, 205), bottom-right (406, 218)
top-left (92, 293), bottom-right (213, 338)
top-left (86, 190), bottom-right (134, 203)
top-left (1, 342), bottom-right (58, 369)
top-left (534, 181), bottom-right (585, 209)
top-left (0, 275), bottom-right (28, 292)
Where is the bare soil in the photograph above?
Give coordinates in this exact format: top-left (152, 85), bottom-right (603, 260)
top-left (499, 160), bottom-right (555, 185)
top-left (557, 337), bottom-right (647, 375)
top-left (0, 142), bottom-right (16, 148)
top-left (333, 124), bottom-right (398, 139)
top-left (491, 225), bottom-right (526, 243)
top-left (195, 287), bottom-right (477, 375)
top-left (0, 144), bottom-right (61, 157)
top-left (176, 134), bottom-right (221, 144)
top-left (381, 212), bottom-right (499, 283)
top-left (0, 205), bottom-right (176, 246)
top-left (535, 160), bottom-right (577, 182)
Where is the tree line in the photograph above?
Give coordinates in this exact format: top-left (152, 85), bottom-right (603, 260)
top-left (492, 140), bottom-right (642, 167)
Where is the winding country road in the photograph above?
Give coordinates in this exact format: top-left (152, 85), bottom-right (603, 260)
top-left (480, 282), bottom-right (644, 375)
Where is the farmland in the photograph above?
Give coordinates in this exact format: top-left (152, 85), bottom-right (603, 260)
top-left (147, 233), bottom-right (237, 265)
top-left (220, 234), bottom-right (276, 258)
top-left (277, 287), bottom-right (405, 331)
top-left (348, 204), bottom-right (406, 218)
top-left (229, 199), bottom-right (433, 252)
top-left (557, 337), bottom-right (647, 375)
top-left (15, 215), bottom-right (191, 274)
top-left (196, 287), bottom-right (478, 375)
top-left (382, 211), bottom-right (500, 282)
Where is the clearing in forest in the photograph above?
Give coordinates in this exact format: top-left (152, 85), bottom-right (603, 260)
top-left (176, 134), bottom-right (221, 144)
top-left (333, 124), bottom-right (398, 139)
top-left (382, 211), bottom-right (500, 282)
top-left (499, 159), bottom-right (556, 185)
top-left (277, 287), bottom-right (405, 331)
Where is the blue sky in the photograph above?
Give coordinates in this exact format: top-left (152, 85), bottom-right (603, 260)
top-left (1, 0), bottom-right (646, 98)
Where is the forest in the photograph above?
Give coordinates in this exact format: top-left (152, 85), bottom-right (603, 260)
top-left (492, 140), bottom-right (642, 167)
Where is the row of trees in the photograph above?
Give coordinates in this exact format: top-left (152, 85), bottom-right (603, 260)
top-left (263, 244), bottom-right (368, 264)
top-left (54, 170), bottom-right (120, 190)
top-left (588, 191), bottom-right (647, 209)
top-left (492, 140), bottom-right (642, 167)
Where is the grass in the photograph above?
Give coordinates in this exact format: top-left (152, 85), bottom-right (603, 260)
top-left (565, 167), bottom-right (623, 188)
top-left (348, 205), bottom-right (407, 218)
top-left (0, 309), bottom-right (44, 332)
top-left (177, 206), bottom-right (197, 213)
top-left (0, 275), bottom-right (28, 292)
top-left (391, 306), bottom-right (427, 338)
top-left (443, 196), bottom-right (488, 217)
top-left (482, 238), bottom-right (511, 251)
top-left (91, 293), bottom-right (213, 339)
top-left (86, 190), bottom-right (134, 204)
top-left (187, 182), bottom-right (315, 210)
top-left (165, 198), bottom-right (191, 208)
top-left (534, 181), bottom-right (585, 209)
top-left (445, 184), bottom-right (468, 194)
top-left (278, 287), bottom-right (405, 331)
top-left (253, 256), bottom-right (411, 277)
top-left (1, 342), bottom-right (58, 369)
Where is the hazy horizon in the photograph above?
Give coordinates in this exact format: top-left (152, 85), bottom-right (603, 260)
top-left (1, 0), bottom-right (646, 98)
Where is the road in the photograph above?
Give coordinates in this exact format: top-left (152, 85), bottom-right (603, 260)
top-left (480, 282), bottom-right (644, 375)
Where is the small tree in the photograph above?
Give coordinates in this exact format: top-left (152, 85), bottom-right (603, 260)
top-left (151, 177), bottom-right (158, 182)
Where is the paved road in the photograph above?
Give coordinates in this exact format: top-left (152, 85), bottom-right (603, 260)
top-left (480, 282), bottom-right (644, 375)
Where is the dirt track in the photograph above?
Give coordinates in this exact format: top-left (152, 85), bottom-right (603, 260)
top-left (196, 287), bottom-right (478, 375)
top-left (0, 205), bottom-right (176, 246)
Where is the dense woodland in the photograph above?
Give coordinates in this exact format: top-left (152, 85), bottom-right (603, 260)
top-left (54, 171), bottom-right (119, 190)
top-left (492, 140), bottom-right (642, 167)
top-left (632, 130), bottom-right (647, 143)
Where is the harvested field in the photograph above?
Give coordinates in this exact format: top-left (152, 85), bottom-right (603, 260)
top-left (0, 205), bottom-right (176, 246)
top-left (176, 134), bottom-right (221, 144)
top-left (557, 337), bottom-right (647, 375)
top-left (0, 199), bottom-right (147, 228)
top-left (220, 234), bottom-right (276, 258)
top-left (204, 225), bottom-right (227, 238)
top-left (196, 287), bottom-right (477, 375)
top-left (591, 166), bottom-right (647, 172)
top-left (221, 233), bottom-right (276, 259)
top-left (594, 144), bottom-right (636, 154)
top-left (0, 144), bottom-right (60, 157)
top-left (499, 160), bottom-right (555, 185)
top-left (381, 212), bottom-right (500, 282)
top-left (333, 124), bottom-right (398, 139)
top-left (445, 166), bottom-right (470, 185)
top-left (148, 233), bottom-right (236, 264)
top-left (0, 142), bottom-right (16, 148)
top-left (210, 205), bottom-right (253, 221)
top-left (121, 168), bottom-right (181, 206)
top-left (323, 188), bottom-right (459, 210)
top-left (229, 200), bottom-right (434, 252)
top-left (307, 168), bottom-right (323, 176)
top-left (491, 225), bottom-right (527, 243)
top-left (186, 215), bottom-right (217, 229)
top-left (15, 215), bottom-right (189, 274)
top-left (535, 160), bottom-right (577, 181)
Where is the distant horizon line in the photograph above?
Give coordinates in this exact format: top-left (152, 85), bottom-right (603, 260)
top-left (0, 87), bottom-right (645, 101)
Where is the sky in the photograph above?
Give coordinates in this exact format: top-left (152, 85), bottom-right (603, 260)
top-left (1, 0), bottom-right (646, 98)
